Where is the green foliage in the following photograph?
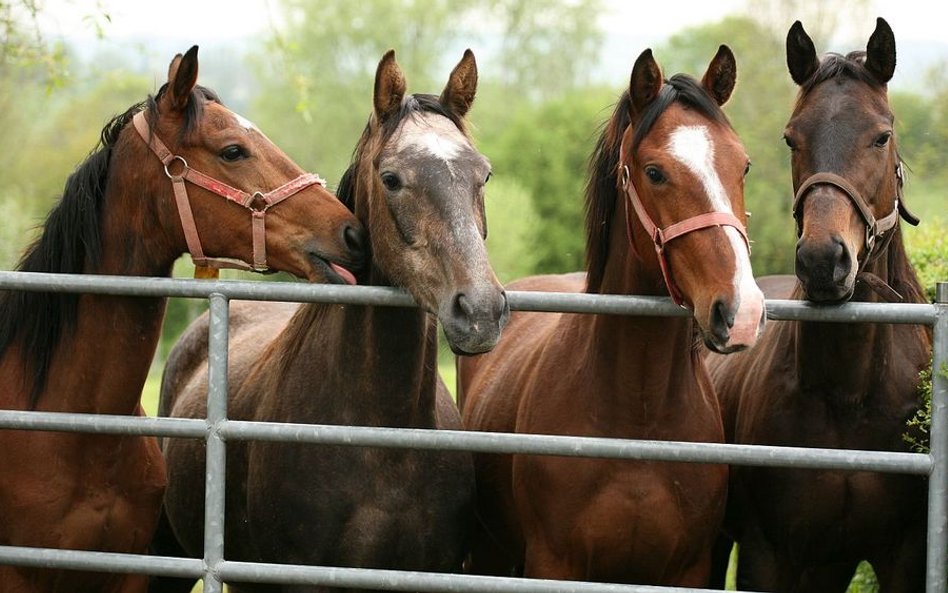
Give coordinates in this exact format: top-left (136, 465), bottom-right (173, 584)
top-left (904, 217), bottom-right (948, 302)
top-left (847, 562), bottom-right (879, 593)
top-left (483, 176), bottom-right (539, 283)
top-left (479, 87), bottom-right (616, 274)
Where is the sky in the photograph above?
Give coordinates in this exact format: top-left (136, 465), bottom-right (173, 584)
top-left (35, 0), bottom-right (948, 92)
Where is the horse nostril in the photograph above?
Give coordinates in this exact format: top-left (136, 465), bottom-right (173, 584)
top-left (454, 293), bottom-right (475, 320)
top-left (710, 298), bottom-right (734, 343)
top-left (343, 224), bottom-right (368, 263)
top-left (832, 238), bottom-right (851, 283)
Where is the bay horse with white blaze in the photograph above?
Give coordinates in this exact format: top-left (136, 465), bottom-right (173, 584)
top-left (0, 46), bottom-right (365, 593)
top-left (459, 46), bottom-right (765, 586)
top-left (707, 18), bottom-right (932, 592)
top-left (150, 49), bottom-right (508, 593)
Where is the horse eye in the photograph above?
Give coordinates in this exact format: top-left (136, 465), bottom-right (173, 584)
top-left (484, 171), bottom-right (492, 184)
top-left (744, 162), bottom-right (752, 177)
top-left (783, 135), bottom-right (795, 150)
top-left (220, 145), bottom-right (246, 162)
top-left (644, 166), bottom-right (665, 184)
top-left (874, 132), bottom-right (892, 148)
top-left (380, 171), bottom-right (402, 192)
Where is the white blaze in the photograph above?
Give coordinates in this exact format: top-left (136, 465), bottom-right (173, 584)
top-left (667, 125), bottom-right (763, 345)
top-left (233, 112), bottom-right (257, 131)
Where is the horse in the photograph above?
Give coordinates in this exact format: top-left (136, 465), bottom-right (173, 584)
top-left (0, 46), bottom-right (366, 593)
top-left (458, 46), bottom-right (765, 586)
top-left (150, 49), bottom-right (508, 593)
top-left (706, 18), bottom-right (932, 592)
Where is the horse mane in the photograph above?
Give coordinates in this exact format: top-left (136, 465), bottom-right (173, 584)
top-left (885, 226), bottom-right (929, 305)
top-left (0, 84), bottom-right (220, 407)
top-left (796, 51), bottom-right (880, 102)
top-left (584, 74), bottom-right (731, 293)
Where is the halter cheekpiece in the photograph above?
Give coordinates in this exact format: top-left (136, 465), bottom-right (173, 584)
top-left (133, 110), bottom-right (325, 273)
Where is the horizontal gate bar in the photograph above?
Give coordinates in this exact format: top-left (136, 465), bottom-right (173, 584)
top-left (0, 409), bottom-right (930, 474)
top-left (0, 545), bottom-right (202, 578)
top-left (0, 410), bottom-right (206, 437)
top-left (0, 544), bottom-right (739, 593)
top-left (0, 271), bottom-right (936, 324)
top-left (218, 559), bottom-right (731, 593)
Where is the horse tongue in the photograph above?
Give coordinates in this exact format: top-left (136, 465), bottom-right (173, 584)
top-left (330, 262), bottom-right (357, 285)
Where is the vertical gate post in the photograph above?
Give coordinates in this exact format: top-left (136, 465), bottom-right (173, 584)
top-left (203, 294), bottom-right (229, 593)
top-left (928, 282), bottom-right (948, 593)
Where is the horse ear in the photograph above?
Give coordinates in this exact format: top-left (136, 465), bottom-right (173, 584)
top-left (440, 49), bottom-right (478, 118)
top-left (865, 17), bottom-right (896, 84)
top-left (166, 46), bottom-right (199, 113)
top-left (786, 21), bottom-right (819, 86)
top-left (374, 49), bottom-right (406, 124)
top-left (629, 49), bottom-right (663, 116)
top-left (701, 45), bottom-right (737, 106)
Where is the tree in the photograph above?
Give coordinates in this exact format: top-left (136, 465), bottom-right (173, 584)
top-left (480, 87), bottom-right (617, 274)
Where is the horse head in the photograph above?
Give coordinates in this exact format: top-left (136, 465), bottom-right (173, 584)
top-left (345, 49), bottom-right (508, 354)
top-left (618, 47), bottom-right (764, 353)
top-left (131, 46), bottom-right (367, 282)
top-left (785, 18), bottom-right (918, 303)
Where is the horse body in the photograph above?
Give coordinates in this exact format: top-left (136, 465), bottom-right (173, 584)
top-left (708, 19), bottom-right (932, 592)
top-left (0, 47), bottom-right (364, 593)
top-left (460, 47), bottom-right (764, 586)
top-left (154, 50), bottom-right (508, 593)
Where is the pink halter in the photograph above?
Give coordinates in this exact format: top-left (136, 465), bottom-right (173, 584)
top-left (618, 139), bottom-right (750, 308)
top-left (133, 111), bottom-right (325, 273)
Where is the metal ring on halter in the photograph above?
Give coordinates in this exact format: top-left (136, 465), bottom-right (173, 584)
top-left (163, 155), bottom-right (189, 180)
top-left (249, 191), bottom-right (268, 212)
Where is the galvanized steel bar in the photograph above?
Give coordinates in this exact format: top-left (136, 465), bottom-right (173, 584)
top-left (0, 410), bottom-right (205, 437)
top-left (220, 420), bottom-right (930, 474)
top-left (203, 294), bottom-right (229, 593)
top-left (0, 545), bottom-right (202, 578)
top-left (217, 560), bottom-right (724, 592)
top-left (927, 282), bottom-right (948, 593)
top-left (0, 271), bottom-right (936, 325)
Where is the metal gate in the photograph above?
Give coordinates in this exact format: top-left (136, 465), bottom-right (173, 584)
top-left (0, 270), bottom-right (945, 593)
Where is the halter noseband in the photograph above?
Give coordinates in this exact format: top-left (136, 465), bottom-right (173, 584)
top-left (618, 140), bottom-right (750, 308)
top-left (133, 110), bottom-right (325, 273)
top-left (791, 164), bottom-right (913, 259)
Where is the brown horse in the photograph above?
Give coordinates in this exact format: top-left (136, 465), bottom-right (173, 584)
top-left (707, 18), bottom-right (932, 592)
top-left (459, 46), bottom-right (764, 586)
top-left (0, 47), bottom-right (365, 593)
top-left (150, 49), bottom-right (508, 593)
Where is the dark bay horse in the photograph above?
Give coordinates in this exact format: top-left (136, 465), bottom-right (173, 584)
top-left (459, 47), bottom-right (764, 586)
top-left (708, 18), bottom-right (932, 591)
top-left (151, 50), bottom-right (508, 593)
top-left (0, 47), bottom-right (365, 593)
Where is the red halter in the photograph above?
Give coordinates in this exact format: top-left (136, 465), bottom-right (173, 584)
top-left (133, 111), bottom-right (325, 273)
top-left (618, 140), bottom-right (750, 308)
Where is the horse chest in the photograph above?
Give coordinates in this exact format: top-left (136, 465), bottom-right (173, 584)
top-left (0, 433), bottom-right (165, 552)
top-left (245, 443), bottom-right (472, 569)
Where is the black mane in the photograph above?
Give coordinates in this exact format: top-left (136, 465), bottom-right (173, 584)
top-left (799, 51), bottom-right (881, 97)
top-left (0, 84), bottom-right (219, 407)
top-left (584, 74), bottom-right (731, 293)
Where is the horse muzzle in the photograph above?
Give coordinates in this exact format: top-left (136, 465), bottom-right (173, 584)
top-left (440, 285), bottom-right (510, 355)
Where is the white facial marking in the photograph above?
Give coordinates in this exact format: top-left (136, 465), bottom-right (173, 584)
top-left (233, 112), bottom-right (257, 131)
top-left (668, 125), bottom-right (763, 346)
top-left (395, 113), bottom-right (467, 164)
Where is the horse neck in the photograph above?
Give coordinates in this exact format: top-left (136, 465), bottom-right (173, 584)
top-left (36, 151), bottom-right (176, 415)
top-left (795, 227), bottom-right (927, 400)
top-left (279, 264), bottom-right (442, 428)
top-left (586, 191), bottom-right (700, 402)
